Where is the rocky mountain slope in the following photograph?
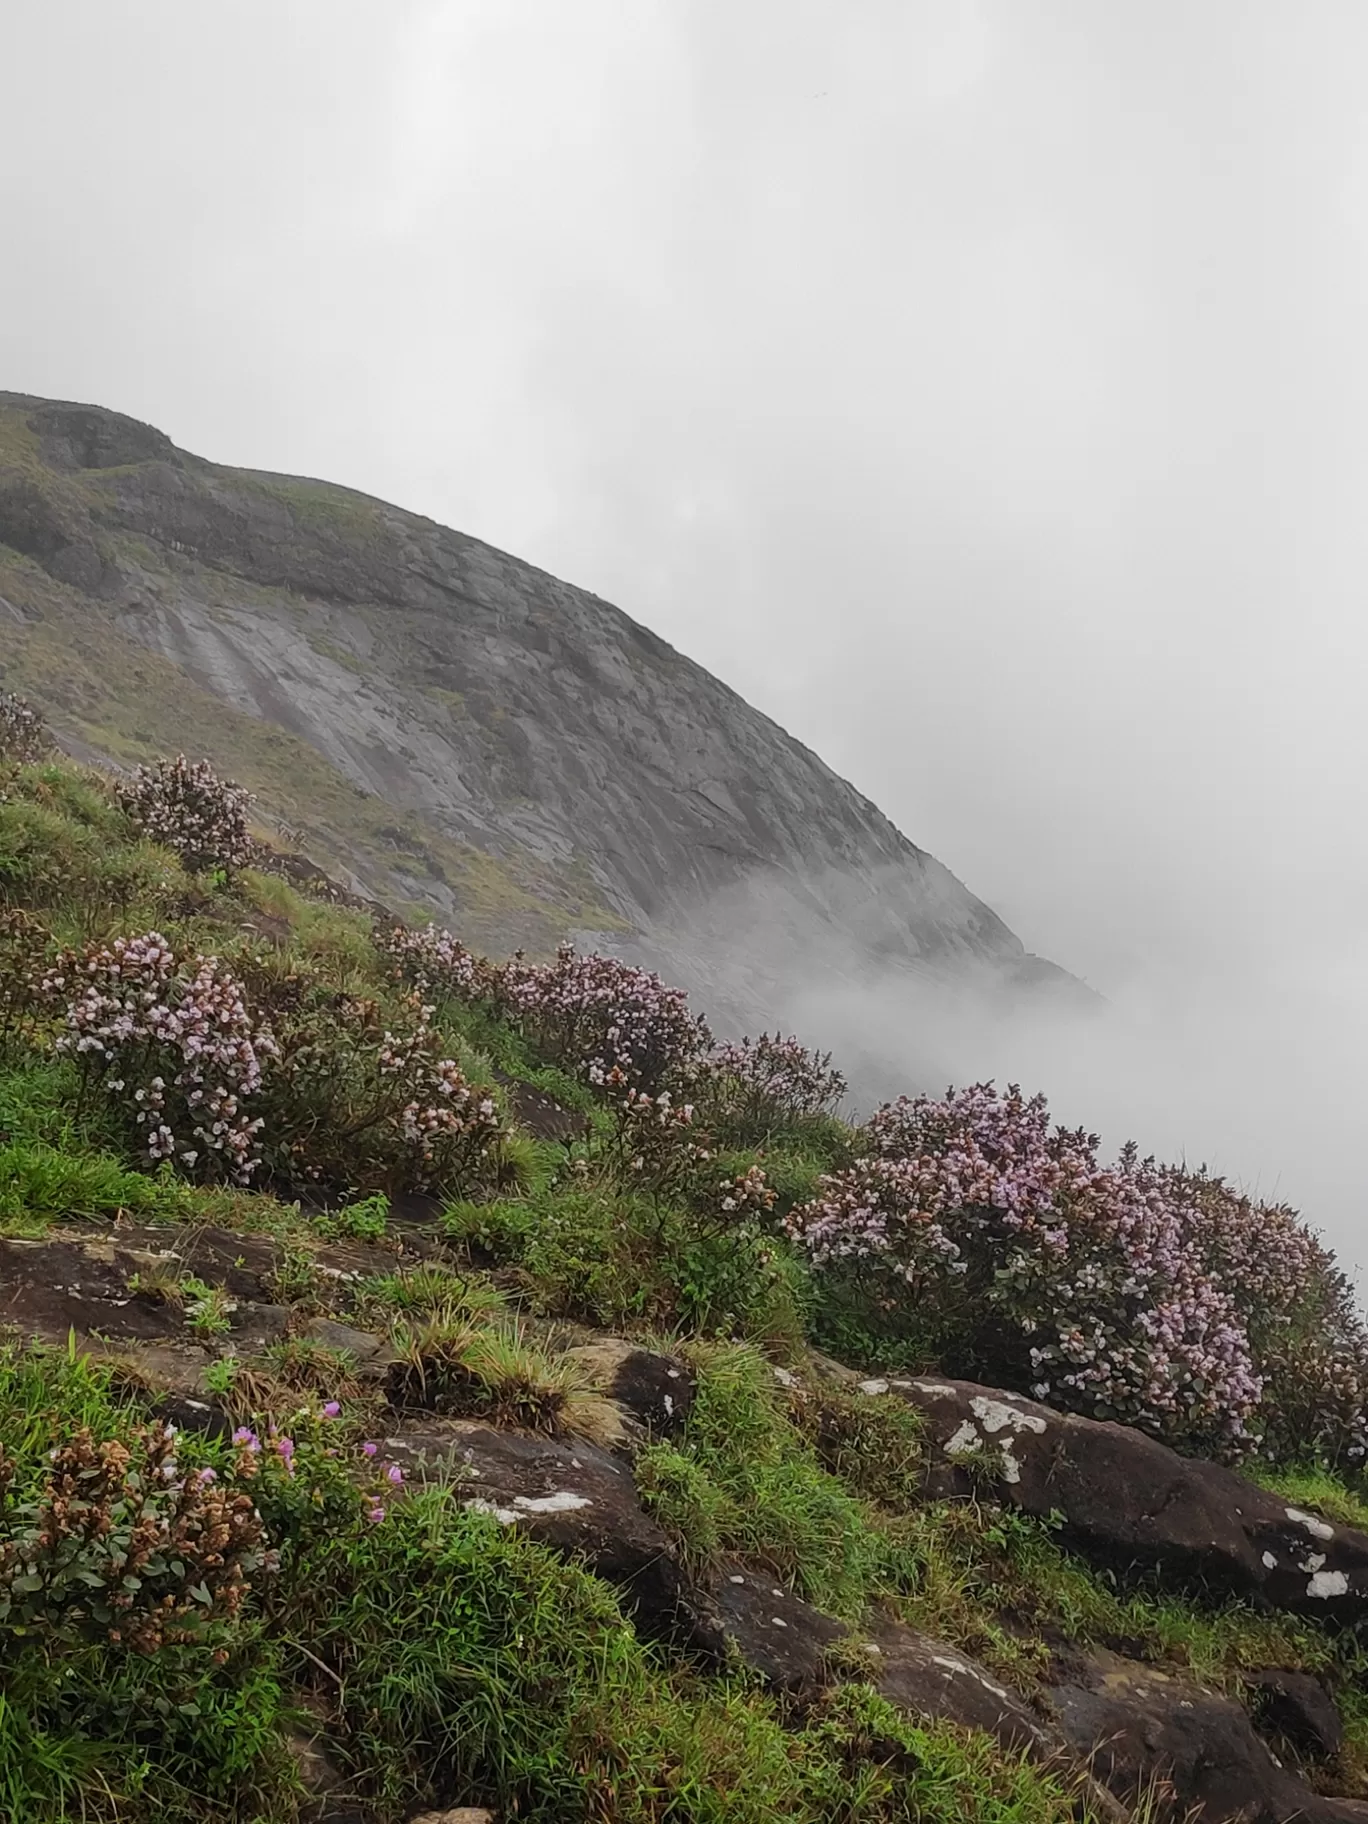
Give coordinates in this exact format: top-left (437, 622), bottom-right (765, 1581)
top-left (0, 390), bottom-right (1084, 1030)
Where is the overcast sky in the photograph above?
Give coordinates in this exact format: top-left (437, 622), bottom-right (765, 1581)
top-left (3, 2), bottom-right (1366, 1269)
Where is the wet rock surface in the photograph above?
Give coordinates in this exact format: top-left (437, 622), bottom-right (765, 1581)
top-left (875, 1374), bottom-right (1368, 1620)
top-left (565, 1336), bottom-right (696, 1445)
top-left (1045, 1647), bottom-right (1368, 1824)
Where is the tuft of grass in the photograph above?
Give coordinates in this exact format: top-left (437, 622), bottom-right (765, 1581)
top-left (364, 1260), bottom-right (510, 1323)
top-left (1245, 1462), bottom-right (1368, 1531)
top-left (791, 1382), bottom-right (926, 1510)
top-left (390, 1318), bottom-right (610, 1439)
top-left (638, 1341), bottom-right (878, 1617)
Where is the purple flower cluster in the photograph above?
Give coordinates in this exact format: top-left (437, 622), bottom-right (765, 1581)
top-left (382, 921), bottom-right (480, 998)
top-left (42, 932), bottom-right (275, 1181)
top-left (120, 754), bottom-right (254, 877)
top-left (499, 942), bottom-right (710, 1093)
top-left (789, 1082), bottom-right (1368, 1460)
top-left (229, 1403), bottom-right (409, 1526)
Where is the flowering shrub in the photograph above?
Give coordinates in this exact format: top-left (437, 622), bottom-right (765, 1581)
top-left (0, 692), bottom-right (51, 763)
top-left (255, 975), bottom-right (501, 1195)
top-left (42, 932), bottom-right (274, 1181)
top-left (227, 1402), bottom-right (409, 1544)
top-left (0, 1422), bottom-right (268, 1652)
top-left (120, 753), bottom-right (254, 877)
top-left (499, 942), bottom-right (710, 1094)
top-left (700, 1031), bottom-right (847, 1144)
top-left (596, 1083), bottom-right (707, 1201)
top-left (380, 919), bottom-right (481, 999)
top-left (790, 1082), bottom-right (1368, 1463)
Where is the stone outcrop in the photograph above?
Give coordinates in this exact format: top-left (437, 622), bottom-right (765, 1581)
top-left (869, 1374), bottom-right (1368, 1621)
top-left (1045, 1648), bottom-right (1368, 1824)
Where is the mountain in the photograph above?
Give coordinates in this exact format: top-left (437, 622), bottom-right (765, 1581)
top-left (0, 390), bottom-right (1086, 1030)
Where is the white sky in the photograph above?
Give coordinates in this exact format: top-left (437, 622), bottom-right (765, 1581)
top-left (2, 1), bottom-right (1365, 1270)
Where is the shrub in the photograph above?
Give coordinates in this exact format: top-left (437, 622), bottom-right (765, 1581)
top-left (119, 754), bottom-right (253, 878)
top-left (380, 918), bottom-right (480, 997)
top-left (253, 971), bottom-right (502, 1196)
top-left (0, 1422), bottom-right (267, 1652)
top-left (791, 1083), bottom-right (1368, 1467)
top-left (0, 695), bottom-right (51, 765)
top-left (499, 941), bottom-right (710, 1093)
top-left (699, 1031), bottom-right (847, 1146)
top-left (41, 932), bottom-right (275, 1182)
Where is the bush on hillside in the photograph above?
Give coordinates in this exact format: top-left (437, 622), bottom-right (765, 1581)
top-left (41, 932), bottom-right (275, 1182)
top-left (789, 1083), bottom-right (1368, 1466)
top-left (249, 964), bottom-right (502, 1196)
top-left (381, 918), bottom-right (482, 998)
top-left (496, 941), bottom-right (710, 1093)
top-left (120, 753), bottom-right (254, 878)
top-left (696, 1030), bottom-right (848, 1147)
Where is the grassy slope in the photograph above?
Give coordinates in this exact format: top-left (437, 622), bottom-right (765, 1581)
top-left (0, 750), bottom-right (1363, 1823)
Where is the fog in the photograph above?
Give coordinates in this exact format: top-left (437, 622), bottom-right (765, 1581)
top-left (1, 4), bottom-right (1365, 1273)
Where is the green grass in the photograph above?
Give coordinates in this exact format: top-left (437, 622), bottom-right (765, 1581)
top-left (304, 1487), bottom-right (1091, 1824)
top-left (1245, 1461), bottom-right (1368, 1531)
top-left (638, 1342), bottom-right (880, 1616)
top-left (0, 735), bottom-right (1361, 1819)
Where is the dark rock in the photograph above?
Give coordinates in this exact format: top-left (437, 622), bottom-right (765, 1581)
top-left (565, 1337), bottom-right (695, 1444)
top-left (878, 1375), bottom-right (1368, 1620)
top-left (863, 1618), bottom-right (1058, 1759)
top-left (152, 1392), bottom-right (234, 1440)
top-left (1044, 1647), bottom-right (1368, 1824)
top-left (304, 1316), bottom-right (399, 1367)
top-left (704, 1561), bottom-right (845, 1692)
top-left (1248, 1668), bottom-right (1345, 1762)
top-left (382, 1419), bottom-right (705, 1644)
top-left (501, 1075), bottom-right (583, 1144)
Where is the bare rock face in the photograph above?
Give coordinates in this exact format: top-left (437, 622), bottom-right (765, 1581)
top-left (564, 1336), bottom-right (696, 1445)
top-left (1044, 1648), bottom-right (1368, 1824)
top-left (1248, 1669), bottom-right (1346, 1762)
top-left (0, 390), bottom-right (1090, 1031)
top-left (872, 1374), bottom-right (1368, 1620)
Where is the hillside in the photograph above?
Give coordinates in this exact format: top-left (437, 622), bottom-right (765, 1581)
top-left (0, 391), bottom-right (1086, 1032)
top-left (0, 721), bottom-right (1366, 1823)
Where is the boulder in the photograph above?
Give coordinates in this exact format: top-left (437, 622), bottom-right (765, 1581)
top-left (1044, 1647), bottom-right (1368, 1824)
top-left (563, 1337), bottom-right (695, 1444)
top-left (383, 1419), bottom-right (706, 1644)
top-left (703, 1561), bottom-right (845, 1692)
top-left (860, 1618), bottom-right (1058, 1760)
top-left (1247, 1668), bottom-right (1345, 1762)
top-left (873, 1375), bottom-right (1368, 1619)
